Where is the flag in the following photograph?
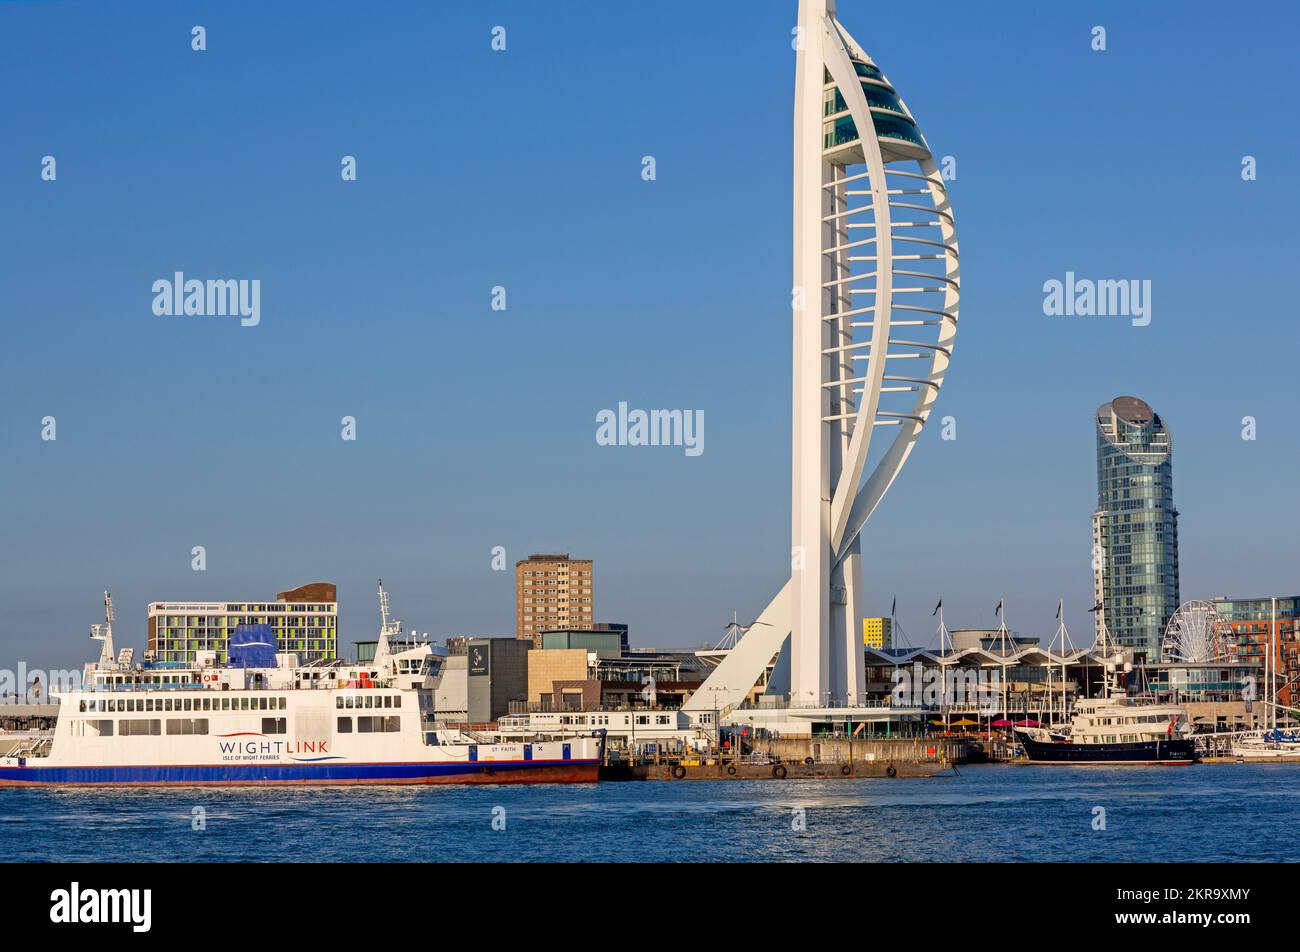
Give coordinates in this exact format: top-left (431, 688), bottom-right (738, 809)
top-left (932, 598), bottom-right (942, 616)
top-left (1056, 600), bottom-right (1062, 620)
top-left (891, 596), bottom-right (896, 617)
top-left (994, 599), bottom-right (1003, 617)
top-left (1088, 602), bottom-right (1103, 613)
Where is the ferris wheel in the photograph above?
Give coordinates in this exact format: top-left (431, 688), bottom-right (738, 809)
top-left (1161, 600), bottom-right (1232, 663)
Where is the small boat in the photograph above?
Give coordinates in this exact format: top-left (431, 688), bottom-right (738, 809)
top-left (1016, 694), bottom-right (1197, 765)
top-left (1231, 729), bottom-right (1300, 760)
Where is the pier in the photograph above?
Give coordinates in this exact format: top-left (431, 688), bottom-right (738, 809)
top-left (601, 735), bottom-right (961, 780)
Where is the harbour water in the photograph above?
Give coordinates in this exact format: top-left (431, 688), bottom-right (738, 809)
top-left (3, 764), bottom-right (1297, 862)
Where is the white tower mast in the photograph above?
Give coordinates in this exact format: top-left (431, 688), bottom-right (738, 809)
top-left (790, 0), bottom-right (960, 709)
top-left (686, 0), bottom-right (959, 714)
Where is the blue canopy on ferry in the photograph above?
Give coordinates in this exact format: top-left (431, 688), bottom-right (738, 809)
top-left (228, 624), bottom-right (277, 668)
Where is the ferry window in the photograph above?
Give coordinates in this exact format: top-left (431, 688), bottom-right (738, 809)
top-left (261, 718), bottom-right (286, 735)
top-left (358, 716), bottom-right (374, 733)
top-left (383, 696), bottom-right (392, 708)
top-left (336, 697), bottom-right (344, 709)
top-left (259, 698), bottom-right (268, 711)
top-left (87, 719), bottom-right (113, 737)
top-left (337, 717), bottom-right (353, 733)
top-left (279, 698), bottom-right (286, 710)
top-left (166, 718), bottom-right (209, 735)
top-left (384, 716), bottom-right (400, 732)
top-left (183, 699), bottom-right (192, 712)
top-left (345, 696), bottom-right (355, 709)
top-left (365, 696), bottom-right (374, 709)
top-left (202, 699), bottom-right (210, 711)
top-left (79, 700), bottom-right (86, 713)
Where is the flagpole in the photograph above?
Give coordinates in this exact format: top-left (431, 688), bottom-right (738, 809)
top-left (1271, 596), bottom-right (1278, 732)
top-left (996, 598), bottom-right (1008, 728)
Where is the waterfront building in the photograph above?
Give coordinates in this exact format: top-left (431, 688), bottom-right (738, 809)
top-left (592, 621), bottom-right (630, 652)
top-left (498, 710), bottom-right (707, 759)
top-left (465, 637), bottom-right (531, 723)
top-left (539, 627), bottom-right (622, 657)
top-left (147, 582), bottom-right (338, 665)
top-left (515, 553), bottom-right (593, 645)
top-left (862, 616), bottom-right (892, 649)
top-left (1093, 396), bottom-right (1180, 662)
top-left (1214, 595), bottom-right (1300, 708)
top-left (949, 628), bottom-right (1038, 653)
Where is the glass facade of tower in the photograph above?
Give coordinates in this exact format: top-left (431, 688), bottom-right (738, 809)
top-left (1094, 396), bottom-right (1180, 661)
top-left (820, 62), bottom-right (930, 155)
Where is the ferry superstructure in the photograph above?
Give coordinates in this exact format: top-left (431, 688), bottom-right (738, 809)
top-left (0, 588), bottom-right (602, 786)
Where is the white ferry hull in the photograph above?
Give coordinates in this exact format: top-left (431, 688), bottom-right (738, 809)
top-left (0, 756), bottom-right (600, 787)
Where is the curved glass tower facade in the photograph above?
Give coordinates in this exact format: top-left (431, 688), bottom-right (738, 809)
top-left (1093, 396), bottom-right (1180, 661)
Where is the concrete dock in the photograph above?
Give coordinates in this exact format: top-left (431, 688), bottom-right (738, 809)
top-left (602, 760), bottom-right (945, 780)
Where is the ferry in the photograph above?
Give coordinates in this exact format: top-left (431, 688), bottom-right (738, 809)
top-left (0, 588), bottom-right (603, 787)
top-left (1016, 694), bottom-right (1197, 765)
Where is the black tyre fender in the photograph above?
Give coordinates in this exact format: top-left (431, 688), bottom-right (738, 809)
top-left (885, 764), bottom-right (897, 778)
top-left (840, 764), bottom-right (852, 777)
top-left (726, 765), bottom-right (737, 776)
top-left (772, 764), bottom-right (788, 779)
top-left (803, 756), bottom-right (815, 765)
top-left (671, 764), bottom-right (687, 779)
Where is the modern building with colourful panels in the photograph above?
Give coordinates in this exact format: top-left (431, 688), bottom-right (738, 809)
top-left (1214, 595), bottom-right (1300, 707)
top-left (147, 582), bottom-right (338, 665)
top-left (862, 616), bottom-right (892, 649)
top-left (1092, 396), bottom-right (1180, 662)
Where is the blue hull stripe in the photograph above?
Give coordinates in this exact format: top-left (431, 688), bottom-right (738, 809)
top-left (0, 758), bottom-right (601, 785)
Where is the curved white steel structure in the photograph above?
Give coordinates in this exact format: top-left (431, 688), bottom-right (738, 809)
top-left (1161, 600), bottom-right (1231, 664)
top-left (687, 0), bottom-right (959, 713)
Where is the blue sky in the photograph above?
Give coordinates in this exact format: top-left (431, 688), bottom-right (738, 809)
top-left (1, 1), bottom-right (1297, 669)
